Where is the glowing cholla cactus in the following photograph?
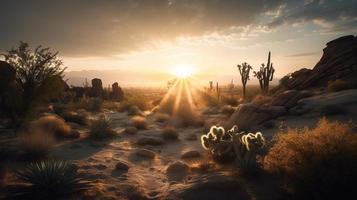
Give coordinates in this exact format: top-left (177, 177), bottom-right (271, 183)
top-left (241, 132), bottom-right (265, 151)
top-left (201, 125), bottom-right (233, 158)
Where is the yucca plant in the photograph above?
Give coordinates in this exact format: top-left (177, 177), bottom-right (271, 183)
top-left (89, 115), bottom-right (115, 139)
top-left (14, 160), bottom-right (90, 199)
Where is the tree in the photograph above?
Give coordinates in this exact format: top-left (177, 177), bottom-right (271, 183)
top-left (254, 51), bottom-right (275, 94)
top-left (237, 62), bottom-right (252, 98)
top-left (2, 41), bottom-right (66, 116)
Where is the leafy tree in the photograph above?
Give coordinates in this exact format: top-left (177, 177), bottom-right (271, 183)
top-left (2, 41), bottom-right (66, 118)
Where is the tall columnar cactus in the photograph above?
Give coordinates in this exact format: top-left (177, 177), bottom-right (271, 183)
top-left (254, 51), bottom-right (275, 94)
top-left (209, 81), bottom-right (213, 91)
top-left (216, 82), bottom-right (221, 102)
top-left (237, 62), bottom-right (252, 98)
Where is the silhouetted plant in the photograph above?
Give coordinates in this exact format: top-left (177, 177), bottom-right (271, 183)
top-left (237, 62), bottom-right (252, 98)
top-left (14, 160), bottom-right (89, 199)
top-left (1, 42), bottom-right (66, 119)
top-left (89, 115), bottom-right (115, 139)
top-left (264, 118), bottom-right (357, 199)
top-left (254, 51), bottom-right (275, 94)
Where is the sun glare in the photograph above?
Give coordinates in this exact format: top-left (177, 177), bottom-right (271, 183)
top-left (172, 64), bottom-right (195, 78)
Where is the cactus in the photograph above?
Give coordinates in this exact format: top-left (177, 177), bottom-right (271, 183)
top-left (209, 81), bottom-right (213, 91)
top-left (201, 125), bottom-right (265, 173)
top-left (237, 62), bottom-right (252, 98)
top-left (216, 82), bottom-right (221, 102)
top-left (254, 51), bottom-right (275, 94)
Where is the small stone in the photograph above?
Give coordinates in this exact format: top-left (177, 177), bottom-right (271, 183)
top-left (135, 149), bottom-right (156, 159)
top-left (124, 126), bottom-right (138, 134)
top-left (115, 161), bottom-right (129, 171)
top-left (136, 137), bottom-right (164, 146)
top-left (181, 150), bottom-right (201, 159)
top-left (185, 133), bottom-right (197, 141)
top-left (92, 164), bottom-right (107, 170)
top-left (166, 161), bottom-right (189, 175)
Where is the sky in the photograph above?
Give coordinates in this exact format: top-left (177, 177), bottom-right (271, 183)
top-left (1, 0), bottom-right (356, 87)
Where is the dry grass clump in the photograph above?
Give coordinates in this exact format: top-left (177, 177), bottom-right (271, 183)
top-left (161, 126), bottom-right (179, 140)
top-left (263, 118), bottom-right (357, 199)
top-left (130, 116), bottom-right (147, 129)
top-left (251, 94), bottom-right (272, 105)
top-left (62, 111), bottom-right (88, 125)
top-left (32, 115), bottom-right (72, 138)
top-left (327, 79), bottom-right (354, 92)
top-left (102, 100), bottom-right (119, 111)
top-left (89, 115), bottom-right (116, 139)
top-left (18, 131), bottom-right (55, 159)
top-left (155, 112), bottom-right (171, 123)
top-left (220, 105), bottom-right (236, 116)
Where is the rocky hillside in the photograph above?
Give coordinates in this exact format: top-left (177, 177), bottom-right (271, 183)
top-left (277, 35), bottom-right (357, 91)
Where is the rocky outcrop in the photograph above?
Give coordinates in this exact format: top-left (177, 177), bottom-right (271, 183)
top-left (227, 103), bottom-right (286, 131)
top-left (277, 35), bottom-right (357, 91)
top-left (271, 89), bottom-right (313, 108)
top-left (111, 82), bottom-right (124, 101)
top-left (89, 78), bottom-right (104, 97)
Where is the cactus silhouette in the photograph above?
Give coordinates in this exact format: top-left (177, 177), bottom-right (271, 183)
top-left (254, 51), bottom-right (275, 94)
top-left (237, 62), bottom-right (252, 98)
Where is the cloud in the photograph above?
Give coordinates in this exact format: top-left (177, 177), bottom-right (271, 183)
top-left (0, 0), bottom-right (355, 57)
top-left (285, 51), bottom-right (320, 57)
top-left (268, 0), bottom-right (357, 32)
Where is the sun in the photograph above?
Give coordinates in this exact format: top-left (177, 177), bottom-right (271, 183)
top-left (172, 64), bottom-right (195, 78)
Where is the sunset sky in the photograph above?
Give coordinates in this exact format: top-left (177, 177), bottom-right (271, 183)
top-left (1, 0), bottom-right (356, 86)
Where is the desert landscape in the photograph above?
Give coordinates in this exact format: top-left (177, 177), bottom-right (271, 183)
top-left (1, 1), bottom-right (357, 200)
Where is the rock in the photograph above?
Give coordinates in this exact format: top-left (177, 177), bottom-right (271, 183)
top-left (135, 149), bottom-right (156, 159)
top-left (67, 129), bottom-right (81, 139)
top-left (115, 161), bottom-right (130, 171)
top-left (136, 137), bottom-right (164, 146)
top-left (181, 150), bottom-right (201, 159)
top-left (277, 35), bottom-right (357, 90)
top-left (166, 161), bottom-right (189, 174)
top-left (90, 78), bottom-right (104, 97)
top-left (111, 82), bottom-right (124, 101)
top-left (271, 89), bottom-right (312, 108)
top-left (124, 126), bottom-right (138, 134)
top-left (185, 133), bottom-right (197, 141)
top-left (228, 103), bottom-right (286, 130)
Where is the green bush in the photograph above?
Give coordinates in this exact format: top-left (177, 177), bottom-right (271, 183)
top-left (263, 118), bottom-right (357, 199)
top-left (14, 160), bottom-right (89, 199)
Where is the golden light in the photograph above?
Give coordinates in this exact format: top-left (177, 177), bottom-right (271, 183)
top-left (172, 64), bottom-right (195, 79)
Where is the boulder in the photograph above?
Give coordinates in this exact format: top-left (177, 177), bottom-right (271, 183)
top-left (277, 35), bottom-right (357, 90)
top-left (136, 137), bottom-right (164, 146)
top-left (271, 89), bottom-right (313, 108)
top-left (227, 103), bottom-right (286, 130)
top-left (111, 82), bottom-right (124, 101)
top-left (181, 150), bottom-right (201, 159)
top-left (90, 78), bottom-right (104, 97)
top-left (115, 161), bottom-right (130, 171)
top-left (135, 149), bottom-right (156, 159)
top-left (124, 126), bottom-right (138, 134)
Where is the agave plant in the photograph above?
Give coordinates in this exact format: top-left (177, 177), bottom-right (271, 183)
top-left (14, 160), bottom-right (90, 199)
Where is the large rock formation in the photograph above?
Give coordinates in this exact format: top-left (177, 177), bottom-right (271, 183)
top-left (278, 35), bottom-right (357, 90)
top-left (89, 78), bottom-right (104, 97)
top-left (111, 82), bottom-right (124, 101)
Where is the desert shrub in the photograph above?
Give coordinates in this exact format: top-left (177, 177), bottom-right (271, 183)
top-left (118, 94), bottom-right (151, 112)
top-left (263, 118), bottom-right (357, 199)
top-left (155, 112), bottom-right (171, 123)
top-left (88, 97), bottom-right (102, 112)
top-left (32, 115), bottom-right (72, 138)
top-left (62, 111), bottom-right (88, 125)
top-left (18, 131), bottom-right (55, 160)
top-left (161, 126), bottom-right (179, 140)
top-left (251, 94), bottom-right (272, 105)
top-left (200, 91), bottom-right (220, 107)
top-left (14, 160), bottom-right (89, 199)
top-left (89, 115), bottom-right (115, 139)
top-left (130, 116), bottom-right (147, 129)
top-left (201, 125), bottom-right (265, 174)
top-left (102, 100), bottom-right (119, 111)
top-left (222, 96), bottom-right (239, 106)
top-left (327, 79), bottom-right (354, 92)
top-left (220, 105), bottom-right (235, 116)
